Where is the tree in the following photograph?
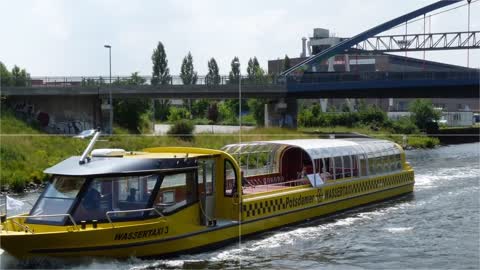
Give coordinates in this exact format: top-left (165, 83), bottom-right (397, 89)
top-left (127, 72), bottom-right (146, 85)
top-left (154, 99), bottom-right (171, 121)
top-left (283, 55), bottom-right (291, 72)
top-left (247, 99), bottom-right (266, 126)
top-left (207, 102), bottom-right (219, 123)
top-left (228, 57), bottom-right (240, 84)
top-left (10, 65), bottom-right (30, 86)
top-left (180, 52), bottom-right (198, 85)
top-left (409, 99), bottom-right (441, 132)
top-left (246, 57), bottom-right (267, 83)
top-left (0, 61), bottom-right (11, 86)
top-left (191, 99), bottom-right (209, 118)
top-left (247, 57), bottom-right (260, 81)
top-left (151, 42), bottom-right (171, 85)
top-left (205, 58), bottom-right (220, 85)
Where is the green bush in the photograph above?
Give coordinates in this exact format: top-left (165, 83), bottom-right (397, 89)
top-left (390, 117), bottom-right (419, 134)
top-left (409, 99), bottom-right (441, 132)
top-left (167, 120), bottom-right (194, 141)
top-left (241, 114), bottom-right (257, 126)
top-left (359, 105), bottom-right (387, 125)
top-left (407, 136), bottom-right (440, 148)
top-left (218, 102), bottom-right (237, 124)
top-left (10, 177), bottom-right (26, 193)
top-left (114, 99), bottom-right (152, 133)
top-left (167, 107), bottom-right (191, 122)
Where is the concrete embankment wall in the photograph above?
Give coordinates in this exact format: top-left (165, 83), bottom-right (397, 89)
top-left (6, 96), bottom-right (101, 134)
top-left (435, 127), bottom-right (480, 145)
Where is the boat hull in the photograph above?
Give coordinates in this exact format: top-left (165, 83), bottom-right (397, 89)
top-left (1, 176), bottom-right (413, 258)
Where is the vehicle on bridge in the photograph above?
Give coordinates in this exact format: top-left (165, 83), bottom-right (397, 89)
top-left (0, 132), bottom-right (414, 258)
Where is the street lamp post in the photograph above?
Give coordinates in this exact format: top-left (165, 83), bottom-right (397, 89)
top-left (233, 60), bottom-right (241, 144)
top-left (104, 44), bottom-right (112, 134)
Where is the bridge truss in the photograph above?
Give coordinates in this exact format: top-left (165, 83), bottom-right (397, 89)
top-left (353, 31), bottom-right (479, 53)
top-left (282, 0), bottom-right (477, 76)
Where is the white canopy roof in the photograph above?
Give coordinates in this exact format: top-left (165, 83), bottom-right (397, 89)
top-left (222, 138), bottom-right (401, 160)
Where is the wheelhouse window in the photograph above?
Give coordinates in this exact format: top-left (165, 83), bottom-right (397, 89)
top-left (28, 176), bottom-right (85, 224)
top-left (153, 170), bottom-right (197, 214)
top-left (198, 160), bottom-right (215, 196)
top-left (73, 174), bottom-right (158, 222)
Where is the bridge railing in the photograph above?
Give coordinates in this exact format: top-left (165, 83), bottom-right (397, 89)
top-left (287, 71), bottom-right (480, 84)
top-left (10, 75), bottom-right (281, 88)
top-left (4, 71), bottom-right (478, 88)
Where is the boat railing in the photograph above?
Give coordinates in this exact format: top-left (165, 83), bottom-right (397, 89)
top-left (268, 178), bottom-right (310, 187)
top-left (7, 214), bottom-right (79, 233)
top-left (245, 178), bottom-right (310, 194)
top-left (105, 208), bottom-right (165, 228)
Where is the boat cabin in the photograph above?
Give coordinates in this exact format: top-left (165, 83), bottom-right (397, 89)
top-left (221, 138), bottom-right (405, 195)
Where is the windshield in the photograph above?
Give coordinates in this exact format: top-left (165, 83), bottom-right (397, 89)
top-left (28, 176), bottom-right (85, 223)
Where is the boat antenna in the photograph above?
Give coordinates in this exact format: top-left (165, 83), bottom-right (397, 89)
top-left (79, 129), bottom-right (101, 165)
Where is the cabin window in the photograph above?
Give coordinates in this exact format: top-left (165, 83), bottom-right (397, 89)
top-left (368, 158), bottom-right (376, 175)
top-left (359, 155), bottom-right (367, 176)
top-left (396, 154), bottom-right (402, 170)
top-left (72, 175), bottom-right (158, 222)
top-left (352, 155), bottom-right (359, 177)
top-left (224, 159), bottom-right (237, 196)
top-left (344, 156), bottom-right (353, 178)
top-left (154, 171), bottom-right (197, 215)
top-left (376, 157), bottom-right (384, 174)
top-left (239, 151), bottom-right (273, 176)
top-left (319, 158), bottom-right (333, 181)
top-left (333, 156), bottom-right (344, 179)
top-left (28, 176), bottom-right (85, 224)
top-left (388, 155), bottom-right (396, 171)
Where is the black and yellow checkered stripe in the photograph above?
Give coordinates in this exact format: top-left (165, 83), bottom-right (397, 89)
top-left (242, 171), bottom-right (414, 219)
top-left (242, 197), bottom-right (290, 218)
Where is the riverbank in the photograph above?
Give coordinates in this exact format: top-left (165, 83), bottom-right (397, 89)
top-left (1, 111), bottom-right (440, 193)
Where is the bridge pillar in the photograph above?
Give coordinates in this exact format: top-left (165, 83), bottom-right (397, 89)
top-left (264, 98), bottom-right (298, 128)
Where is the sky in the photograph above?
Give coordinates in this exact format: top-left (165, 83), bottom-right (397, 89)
top-left (1, 0), bottom-right (479, 77)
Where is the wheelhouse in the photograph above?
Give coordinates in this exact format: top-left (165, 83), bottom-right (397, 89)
top-left (27, 153), bottom-right (205, 226)
top-left (221, 138), bottom-right (405, 194)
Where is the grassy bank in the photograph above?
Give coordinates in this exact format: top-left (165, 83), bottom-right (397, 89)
top-left (300, 126), bottom-right (440, 149)
top-left (0, 111), bottom-right (316, 191)
top-left (1, 111), bottom-right (438, 192)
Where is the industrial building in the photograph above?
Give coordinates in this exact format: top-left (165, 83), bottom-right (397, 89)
top-left (268, 28), bottom-right (479, 126)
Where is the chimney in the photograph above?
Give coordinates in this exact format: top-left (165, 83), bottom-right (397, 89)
top-left (301, 37), bottom-right (307, 58)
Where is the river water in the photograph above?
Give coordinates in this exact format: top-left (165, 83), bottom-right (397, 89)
top-left (1, 143), bottom-right (479, 269)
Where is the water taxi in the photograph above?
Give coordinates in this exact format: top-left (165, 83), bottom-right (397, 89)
top-left (0, 132), bottom-right (414, 258)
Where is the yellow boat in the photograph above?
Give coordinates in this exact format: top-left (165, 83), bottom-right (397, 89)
top-left (0, 132), bottom-right (414, 258)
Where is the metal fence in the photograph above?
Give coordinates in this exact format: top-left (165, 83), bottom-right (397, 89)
top-left (4, 71), bottom-right (478, 88)
top-left (21, 75), bottom-right (280, 88)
